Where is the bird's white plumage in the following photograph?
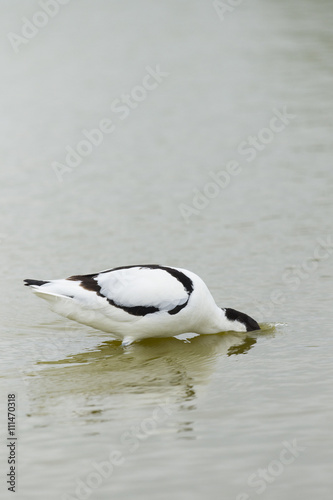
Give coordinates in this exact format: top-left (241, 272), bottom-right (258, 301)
top-left (24, 265), bottom-right (260, 345)
top-left (97, 267), bottom-right (188, 311)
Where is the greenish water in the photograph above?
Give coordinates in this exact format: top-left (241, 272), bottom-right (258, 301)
top-left (1, 1), bottom-right (333, 499)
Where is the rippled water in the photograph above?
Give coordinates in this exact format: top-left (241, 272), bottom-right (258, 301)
top-left (1, 1), bottom-right (333, 499)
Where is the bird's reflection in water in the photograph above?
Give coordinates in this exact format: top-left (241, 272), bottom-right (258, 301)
top-left (30, 326), bottom-right (273, 438)
top-left (227, 334), bottom-right (258, 356)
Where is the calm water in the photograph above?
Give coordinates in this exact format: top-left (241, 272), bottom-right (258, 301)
top-left (1, 1), bottom-right (333, 499)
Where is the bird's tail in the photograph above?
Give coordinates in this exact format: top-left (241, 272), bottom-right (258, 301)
top-left (24, 279), bottom-right (50, 287)
top-left (24, 278), bottom-right (78, 315)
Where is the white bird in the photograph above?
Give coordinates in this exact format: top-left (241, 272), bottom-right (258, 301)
top-left (24, 264), bottom-right (260, 346)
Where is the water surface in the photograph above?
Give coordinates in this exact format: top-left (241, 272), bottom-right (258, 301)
top-left (0, 1), bottom-right (332, 499)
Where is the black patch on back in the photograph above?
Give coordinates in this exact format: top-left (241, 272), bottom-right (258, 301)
top-left (24, 279), bottom-right (49, 287)
top-left (66, 264), bottom-right (194, 317)
top-left (224, 308), bottom-right (260, 332)
top-left (68, 274), bottom-right (101, 293)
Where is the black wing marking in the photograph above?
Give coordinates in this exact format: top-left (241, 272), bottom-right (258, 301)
top-left (67, 265), bottom-right (194, 316)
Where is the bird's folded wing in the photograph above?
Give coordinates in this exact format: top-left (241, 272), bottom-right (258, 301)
top-left (96, 267), bottom-right (189, 312)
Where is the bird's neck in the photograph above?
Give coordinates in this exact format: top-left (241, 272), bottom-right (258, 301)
top-left (206, 307), bottom-right (244, 334)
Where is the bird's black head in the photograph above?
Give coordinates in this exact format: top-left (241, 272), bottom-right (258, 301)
top-left (224, 308), bottom-right (260, 332)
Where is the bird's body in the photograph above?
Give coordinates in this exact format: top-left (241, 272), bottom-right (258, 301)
top-left (24, 265), bottom-right (260, 345)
